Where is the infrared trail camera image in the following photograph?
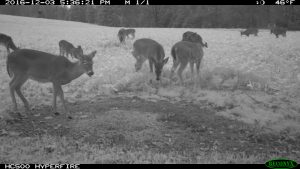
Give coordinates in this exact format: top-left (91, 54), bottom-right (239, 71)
top-left (0, 5), bottom-right (299, 164)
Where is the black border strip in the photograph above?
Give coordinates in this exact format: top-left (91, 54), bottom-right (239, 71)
top-left (1, 0), bottom-right (299, 5)
top-left (0, 164), bottom-right (267, 168)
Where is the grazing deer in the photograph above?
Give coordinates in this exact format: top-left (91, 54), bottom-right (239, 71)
top-left (118, 28), bottom-right (136, 43)
top-left (0, 33), bottom-right (18, 54)
top-left (131, 38), bottom-right (169, 81)
top-left (7, 49), bottom-right (97, 118)
top-left (170, 41), bottom-right (204, 85)
top-left (182, 31), bottom-right (208, 48)
top-left (271, 27), bottom-right (287, 38)
top-left (240, 28), bottom-right (258, 37)
top-left (59, 40), bottom-right (83, 59)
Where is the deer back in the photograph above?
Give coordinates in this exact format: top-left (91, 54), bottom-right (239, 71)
top-left (7, 49), bottom-right (74, 83)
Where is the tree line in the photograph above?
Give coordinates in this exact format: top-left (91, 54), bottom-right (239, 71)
top-left (1, 5), bottom-right (300, 29)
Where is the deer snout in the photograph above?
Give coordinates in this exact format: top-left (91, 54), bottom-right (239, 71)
top-left (87, 71), bottom-right (94, 77)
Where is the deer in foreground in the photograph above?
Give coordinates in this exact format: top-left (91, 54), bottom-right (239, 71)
top-left (0, 33), bottom-right (18, 55)
top-left (118, 28), bottom-right (136, 44)
top-left (7, 49), bottom-right (97, 119)
top-left (240, 28), bottom-right (258, 37)
top-left (59, 40), bottom-right (83, 59)
top-left (170, 40), bottom-right (204, 85)
top-left (182, 31), bottom-right (208, 48)
top-left (131, 38), bottom-right (169, 81)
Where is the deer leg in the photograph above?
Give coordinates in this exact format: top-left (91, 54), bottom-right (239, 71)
top-left (57, 85), bottom-right (70, 118)
top-left (190, 62), bottom-right (195, 83)
top-left (177, 62), bottom-right (188, 86)
top-left (9, 75), bottom-right (18, 111)
top-left (196, 60), bottom-right (202, 87)
top-left (170, 60), bottom-right (180, 79)
top-left (52, 83), bottom-right (58, 113)
top-left (149, 59), bottom-right (154, 73)
top-left (15, 77), bottom-right (30, 111)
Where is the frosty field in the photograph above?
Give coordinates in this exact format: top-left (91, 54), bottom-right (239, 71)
top-left (0, 14), bottom-right (299, 163)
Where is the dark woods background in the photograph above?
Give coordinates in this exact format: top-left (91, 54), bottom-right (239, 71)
top-left (1, 5), bottom-right (300, 29)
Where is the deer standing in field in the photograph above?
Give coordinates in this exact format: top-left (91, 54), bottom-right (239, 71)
top-left (170, 40), bottom-right (204, 85)
top-left (118, 28), bottom-right (136, 44)
top-left (269, 24), bottom-right (287, 38)
top-left (182, 31), bottom-right (208, 48)
top-left (240, 28), bottom-right (258, 37)
top-left (59, 40), bottom-right (83, 59)
top-left (0, 33), bottom-right (18, 56)
top-left (131, 38), bottom-right (169, 81)
top-left (7, 49), bottom-right (97, 119)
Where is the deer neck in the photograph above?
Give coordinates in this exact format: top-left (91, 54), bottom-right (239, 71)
top-left (67, 62), bottom-right (86, 81)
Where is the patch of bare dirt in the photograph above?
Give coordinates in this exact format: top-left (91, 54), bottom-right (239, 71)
top-left (0, 94), bottom-right (299, 158)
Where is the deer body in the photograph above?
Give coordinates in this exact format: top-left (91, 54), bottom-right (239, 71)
top-left (132, 38), bottom-right (168, 81)
top-left (118, 28), bottom-right (136, 43)
top-left (7, 49), bottom-right (96, 118)
top-left (271, 27), bottom-right (287, 38)
top-left (0, 33), bottom-right (18, 54)
top-left (170, 41), bottom-right (204, 85)
top-left (59, 40), bottom-right (83, 59)
top-left (182, 31), bottom-right (208, 48)
top-left (240, 28), bottom-right (258, 37)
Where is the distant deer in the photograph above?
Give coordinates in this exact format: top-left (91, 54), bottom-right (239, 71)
top-left (131, 38), bottom-right (169, 81)
top-left (182, 31), bottom-right (208, 48)
top-left (59, 40), bottom-right (83, 59)
top-left (118, 28), bottom-right (136, 43)
top-left (270, 25), bottom-right (287, 38)
top-left (0, 33), bottom-right (18, 55)
top-left (170, 41), bottom-right (204, 85)
top-left (7, 49), bottom-right (97, 118)
top-left (240, 28), bottom-right (258, 37)
top-left (268, 24), bottom-right (276, 34)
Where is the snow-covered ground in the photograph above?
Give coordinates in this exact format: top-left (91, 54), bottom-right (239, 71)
top-left (0, 14), bottom-right (300, 134)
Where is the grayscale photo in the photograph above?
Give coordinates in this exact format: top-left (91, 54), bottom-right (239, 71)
top-left (0, 5), bottom-right (299, 164)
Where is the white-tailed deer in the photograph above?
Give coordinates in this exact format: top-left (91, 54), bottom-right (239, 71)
top-left (182, 31), bottom-right (208, 48)
top-left (240, 28), bottom-right (258, 37)
top-left (59, 40), bottom-right (83, 59)
top-left (270, 26), bottom-right (287, 38)
top-left (7, 49), bottom-right (97, 118)
top-left (0, 33), bottom-right (18, 54)
top-left (131, 38), bottom-right (169, 81)
top-left (118, 28), bottom-right (136, 44)
top-left (170, 41), bottom-right (204, 85)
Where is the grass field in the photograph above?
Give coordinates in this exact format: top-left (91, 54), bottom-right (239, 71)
top-left (0, 14), bottom-right (299, 163)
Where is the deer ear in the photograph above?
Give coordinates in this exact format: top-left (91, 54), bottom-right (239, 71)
top-left (89, 50), bottom-right (97, 58)
top-left (163, 57), bottom-right (169, 65)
